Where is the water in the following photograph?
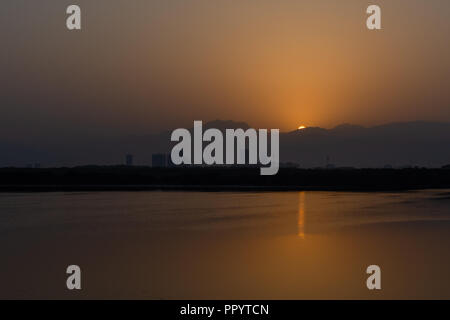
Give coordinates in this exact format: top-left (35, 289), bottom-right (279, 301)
top-left (1, 190), bottom-right (450, 299)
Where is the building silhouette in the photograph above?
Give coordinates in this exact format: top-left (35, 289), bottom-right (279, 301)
top-left (325, 155), bottom-right (335, 169)
top-left (125, 154), bottom-right (133, 166)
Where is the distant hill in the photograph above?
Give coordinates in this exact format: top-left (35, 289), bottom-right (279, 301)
top-left (281, 121), bottom-right (450, 168)
top-left (1, 120), bottom-right (450, 168)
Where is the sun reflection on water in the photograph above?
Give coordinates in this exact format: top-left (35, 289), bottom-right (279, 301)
top-left (298, 191), bottom-right (306, 238)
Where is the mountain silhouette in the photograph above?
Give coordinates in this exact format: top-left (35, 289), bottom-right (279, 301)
top-left (1, 120), bottom-right (450, 168)
top-left (282, 121), bottom-right (450, 167)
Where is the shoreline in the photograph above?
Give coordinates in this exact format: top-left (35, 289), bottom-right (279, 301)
top-left (1, 167), bottom-right (450, 192)
top-left (0, 184), bottom-right (449, 192)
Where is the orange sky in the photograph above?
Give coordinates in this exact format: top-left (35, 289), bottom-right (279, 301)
top-left (1, 0), bottom-right (450, 140)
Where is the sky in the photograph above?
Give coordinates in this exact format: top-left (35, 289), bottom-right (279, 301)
top-left (1, 0), bottom-right (450, 143)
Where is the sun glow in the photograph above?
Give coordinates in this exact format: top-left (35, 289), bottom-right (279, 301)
top-left (298, 125), bottom-right (306, 130)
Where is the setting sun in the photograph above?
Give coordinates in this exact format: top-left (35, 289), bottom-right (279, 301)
top-left (298, 125), bottom-right (306, 130)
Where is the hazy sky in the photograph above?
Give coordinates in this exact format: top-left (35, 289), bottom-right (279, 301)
top-left (1, 0), bottom-right (450, 143)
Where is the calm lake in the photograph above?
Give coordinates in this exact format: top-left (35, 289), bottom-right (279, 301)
top-left (1, 190), bottom-right (450, 299)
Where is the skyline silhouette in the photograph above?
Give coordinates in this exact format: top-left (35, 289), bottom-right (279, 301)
top-left (1, 119), bottom-right (450, 168)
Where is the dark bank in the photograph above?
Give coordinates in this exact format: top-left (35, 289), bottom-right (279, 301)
top-left (1, 166), bottom-right (450, 192)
